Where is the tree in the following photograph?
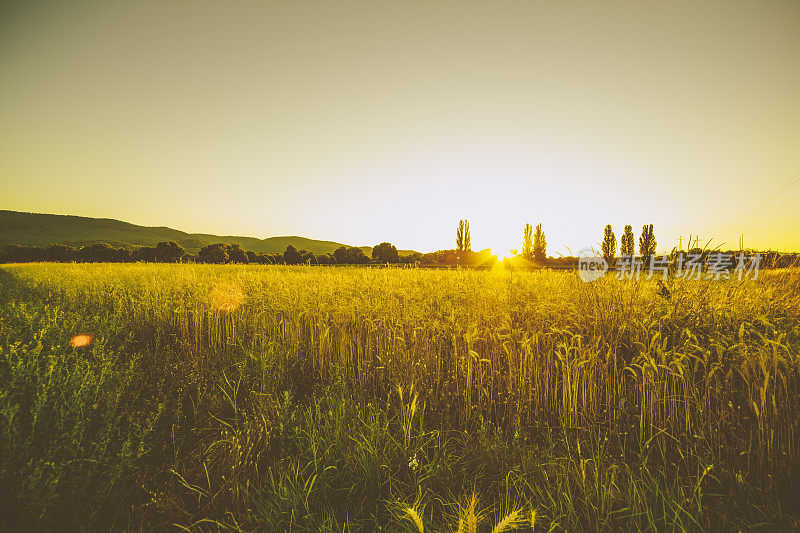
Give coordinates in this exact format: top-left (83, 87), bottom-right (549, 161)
top-left (198, 243), bottom-right (228, 264)
top-left (351, 247), bottom-right (370, 264)
top-left (74, 243), bottom-right (129, 263)
top-left (601, 225), bottom-right (616, 265)
top-left (332, 246), bottom-right (347, 264)
top-left (400, 251), bottom-right (423, 264)
top-left (247, 251), bottom-right (275, 264)
top-left (639, 224), bottom-right (657, 269)
top-left (132, 246), bottom-right (157, 262)
top-left (522, 223), bottom-right (533, 259)
top-left (283, 245), bottom-right (301, 265)
top-left (299, 250), bottom-right (316, 264)
top-left (372, 242), bottom-right (399, 263)
top-left (0, 245), bottom-right (43, 263)
top-left (45, 244), bottom-right (72, 262)
top-left (227, 244), bottom-right (249, 263)
top-left (620, 225), bottom-right (635, 257)
top-left (533, 223), bottom-right (547, 263)
top-left (155, 241), bottom-right (185, 263)
top-left (333, 246), bottom-right (369, 264)
top-left (456, 220), bottom-right (471, 252)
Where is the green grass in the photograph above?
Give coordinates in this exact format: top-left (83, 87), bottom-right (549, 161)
top-left (0, 263), bottom-right (798, 531)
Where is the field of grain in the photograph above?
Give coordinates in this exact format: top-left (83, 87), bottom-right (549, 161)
top-left (1, 263), bottom-right (799, 531)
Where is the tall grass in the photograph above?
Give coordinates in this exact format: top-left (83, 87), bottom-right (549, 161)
top-left (1, 263), bottom-right (798, 530)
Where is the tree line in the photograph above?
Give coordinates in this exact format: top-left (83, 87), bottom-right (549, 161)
top-left (2, 220), bottom-right (798, 269)
top-left (0, 241), bottom-right (422, 265)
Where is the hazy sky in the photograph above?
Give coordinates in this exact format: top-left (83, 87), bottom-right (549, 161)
top-left (2, 1), bottom-right (799, 254)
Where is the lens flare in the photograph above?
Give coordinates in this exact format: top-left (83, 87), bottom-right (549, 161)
top-left (69, 334), bottom-right (93, 347)
top-left (209, 280), bottom-right (246, 312)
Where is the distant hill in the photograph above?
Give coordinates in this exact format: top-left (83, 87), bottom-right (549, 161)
top-left (0, 210), bottom-right (415, 256)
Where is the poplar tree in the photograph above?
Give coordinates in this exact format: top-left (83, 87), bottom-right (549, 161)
top-left (456, 220), bottom-right (471, 252)
top-left (601, 225), bottom-right (616, 265)
top-left (639, 224), bottom-right (657, 269)
top-left (620, 225), bottom-right (635, 256)
top-left (522, 223), bottom-right (533, 259)
top-left (533, 223), bottom-right (547, 263)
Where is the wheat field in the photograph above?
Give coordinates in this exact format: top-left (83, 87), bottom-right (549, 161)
top-left (1, 263), bottom-right (799, 531)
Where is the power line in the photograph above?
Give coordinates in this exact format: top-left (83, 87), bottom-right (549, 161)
top-left (722, 190), bottom-right (800, 239)
top-left (711, 172), bottom-right (800, 241)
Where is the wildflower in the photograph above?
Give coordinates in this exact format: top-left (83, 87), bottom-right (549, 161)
top-left (408, 453), bottom-right (418, 471)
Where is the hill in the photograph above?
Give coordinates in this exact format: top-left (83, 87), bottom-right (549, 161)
top-left (0, 210), bottom-right (414, 256)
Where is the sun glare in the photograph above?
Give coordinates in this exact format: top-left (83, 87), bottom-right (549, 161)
top-left (493, 249), bottom-right (510, 262)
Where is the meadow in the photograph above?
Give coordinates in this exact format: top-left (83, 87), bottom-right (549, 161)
top-left (1, 263), bottom-right (799, 531)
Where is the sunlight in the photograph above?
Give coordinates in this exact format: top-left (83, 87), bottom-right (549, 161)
top-left (494, 249), bottom-right (508, 262)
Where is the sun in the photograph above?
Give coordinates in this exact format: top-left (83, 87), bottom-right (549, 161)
top-left (494, 249), bottom-right (514, 262)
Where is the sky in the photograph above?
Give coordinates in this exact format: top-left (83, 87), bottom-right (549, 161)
top-left (1, 0), bottom-right (799, 255)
